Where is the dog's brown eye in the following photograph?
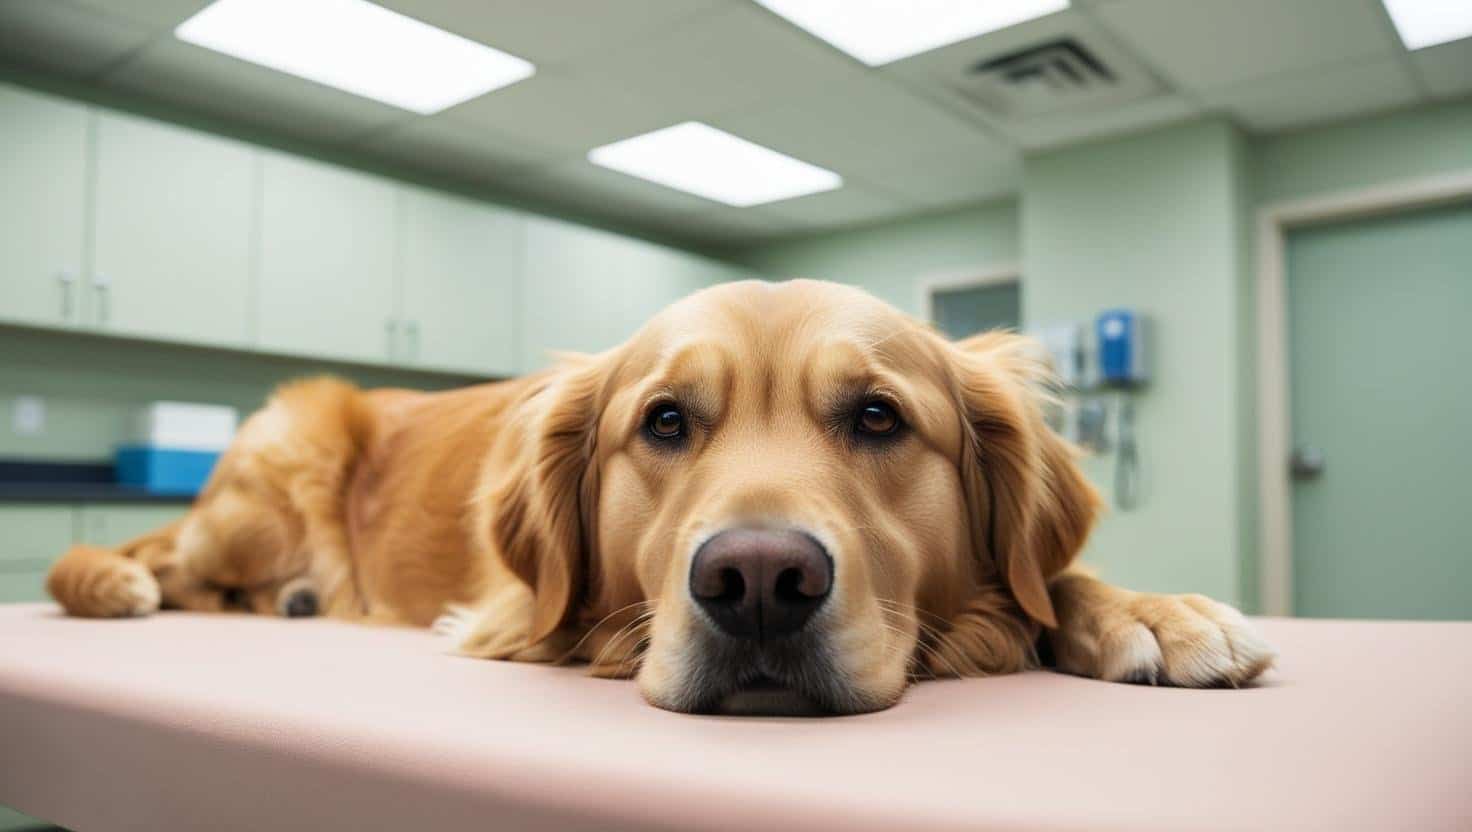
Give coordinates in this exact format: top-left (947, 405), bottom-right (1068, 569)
top-left (647, 405), bottom-right (685, 439)
top-left (856, 402), bottom-right (900, 437)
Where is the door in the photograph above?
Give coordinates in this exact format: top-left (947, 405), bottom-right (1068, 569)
top-left (1287, 201), bottom-right (1472, 619)
top-left (398, 188), bottom-right (520, 376)
top-left (257, 154), bottom-right (398, 364)
top-left (930, 281), bottom-right (1020, 339)
top-left (91, 112), bottom-right (254, 347)
top-left (0, 85), bottom-right (88, 329)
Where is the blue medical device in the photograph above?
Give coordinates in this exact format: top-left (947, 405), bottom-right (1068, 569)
top-left (1095, 309), bottom-right (1148, 387)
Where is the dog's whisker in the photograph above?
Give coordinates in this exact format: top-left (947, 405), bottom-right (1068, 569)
top-left (587, 611), bottom-right (656, 674)
top-left (562, 600), bottom-right (657, 662)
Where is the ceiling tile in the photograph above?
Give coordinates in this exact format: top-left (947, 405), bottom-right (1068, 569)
top-left (859, 146), bottom-right (1023, 210)
top-left (1003, 93), bottom-right (1200, 150)
top-left (879, 7), bottom-right (1107, 82)
top-left (439, 69), bottom-right (678, 155)
top-left (376, 0), bottom-right (724, 67)
top-left (757, 184), bottom-right (916, 231)
top-left (1202, 57), bottom-right (1421, 133)
top-left (64, 0), bottom-right (211, 30)
top-left (667, 207), bottom-right (797, 246)
top-left (0, 0), bottom-right (155, 78)
top-left (102, 39), bottom-right (408, 144)
top-left (498, 159), bottom-right (724, 226)
top-left (1411, 39), bottom-right (1472, 100)
top-left (590, 3), bottom-right (867, 120)
top-left (1092, 0), bottom-right (1394, 91)
top-left (874, 9), bottom-right (1165, 138)
top-left (355, 117), bottom-right (562, 187)
top-left (709, 77), bottom-right (1010, 176)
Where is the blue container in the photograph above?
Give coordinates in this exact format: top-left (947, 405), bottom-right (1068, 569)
top-left (116, 446), bottom-right (220, 495)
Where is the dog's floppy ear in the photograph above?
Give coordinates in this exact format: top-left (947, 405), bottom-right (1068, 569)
top-left (951, 332), bottom-right (1100, 629)
top-left (485, 356), bottom-right (605, 646)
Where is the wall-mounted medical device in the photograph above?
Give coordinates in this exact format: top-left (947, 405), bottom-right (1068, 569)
top-left (1030, 321), bottom-right (1086, 389)
top-left (1028, 309), bottom-right (1149, 512)
top-left (1095, 308), bottom-right (1148, 388)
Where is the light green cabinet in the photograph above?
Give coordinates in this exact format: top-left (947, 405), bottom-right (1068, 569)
top-left (0, 86), bottom-right (88, 329)
top-left (77, 505), bottom-right (185, 547)
top-left (0, 506), bottom-right (74, 603)
top-left (0, 80), bottom-right (756, 381)
top-left (257, 153), bottom-right (398, 364)
top-left (0, 505), bottom-right (185, 604)
top-left (520, 217), bottom-right (739, 369)
top-left (398, 187), bottom-right (521, 375)
top-left (90, 112), bottom-right (255, 347)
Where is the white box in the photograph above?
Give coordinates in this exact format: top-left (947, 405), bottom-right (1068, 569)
top-left (133, 402), bottom-right (239, 451)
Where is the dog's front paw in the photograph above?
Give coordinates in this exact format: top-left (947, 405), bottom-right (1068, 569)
top-left (1052, 592), bottom-right (1276, 688)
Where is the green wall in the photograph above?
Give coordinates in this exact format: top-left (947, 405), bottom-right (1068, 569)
top-left (1255, 99), bottom-right (1472, 205)
top-left (725, 200), bottom-right (1019, 316)
top-left (0, 327), bottom-right (476, 462)
top-left (728, 100), bottom-right (1472, 611)
top-left (1023, 119), bottom-right (1251, 604)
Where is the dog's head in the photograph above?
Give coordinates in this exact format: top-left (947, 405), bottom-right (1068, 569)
top-left (489, 280), bottom-right (1099, 714)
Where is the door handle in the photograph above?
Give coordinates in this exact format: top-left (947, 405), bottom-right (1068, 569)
top-left (57, 271), bottom-right (77, 322)
top-left (1290, 445), bottom-right (1325, 480)
top-left (385, 318), bottom-right (399, 360)
top-left (405, 320), bottom-right (420, 362)
top-left (93, 273), bottom-right (112, 327)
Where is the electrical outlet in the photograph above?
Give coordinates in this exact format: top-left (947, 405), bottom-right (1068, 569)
top-left (13, 396), bottom-right (46, 436)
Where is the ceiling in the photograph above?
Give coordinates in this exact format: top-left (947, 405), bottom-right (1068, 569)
top-left (0, 0), bottom-right (1467, 249)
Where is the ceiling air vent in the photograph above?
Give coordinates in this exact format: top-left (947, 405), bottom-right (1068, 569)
top-left (952, 37), bottom-right (1149, 119)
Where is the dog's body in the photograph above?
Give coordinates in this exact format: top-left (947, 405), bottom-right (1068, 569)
top-left (48, 280), bottom-right (1273, 713)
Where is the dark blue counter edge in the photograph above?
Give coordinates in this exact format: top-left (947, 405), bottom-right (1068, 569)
top-left (0, 460), bottom-right (197, 504)
top-left (0, 485), bottom-right (195, 505)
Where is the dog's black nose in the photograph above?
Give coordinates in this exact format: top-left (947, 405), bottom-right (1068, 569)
top-left (689, 528), bottom-right (832, 641)
top-left (283, 588), bottom-right (319, 618)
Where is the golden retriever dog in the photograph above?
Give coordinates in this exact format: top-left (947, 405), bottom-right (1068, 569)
top-left (47, 280), bottom-right (1274, 714)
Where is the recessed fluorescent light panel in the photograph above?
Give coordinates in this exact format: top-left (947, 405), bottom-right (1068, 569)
top-left (1382, 0), bottom-right (1472, 49)
top-left (754, 0), bottom-right (1070, 66)
top-left (588, 123), bottom-right (842, 207)
top-left (176, 0), bottom-right (534, 114)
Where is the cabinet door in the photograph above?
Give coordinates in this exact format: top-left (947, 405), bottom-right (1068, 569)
top-left (77, 505), bottom-right (186, 547)
top-left (258, 154), bottom-right (398, 364)
top-left (0, 505), bottom-right (75, 603)
top-left (520, 218), bottom-right (732, 369)
top-left (91, 112), bottom-right (254, 347)
top-left (399, 188), bottom-right (520, 376)
top-left (0, 85), bottom-right (88, 329)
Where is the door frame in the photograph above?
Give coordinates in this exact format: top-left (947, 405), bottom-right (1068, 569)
top-left (1256, 171), bottom-right (1472, 616)
top-left (917, 262), bottom-right (1022, 329)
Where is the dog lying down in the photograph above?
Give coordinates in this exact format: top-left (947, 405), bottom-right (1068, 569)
top-left (47, 280), bottom-right (1274, 715)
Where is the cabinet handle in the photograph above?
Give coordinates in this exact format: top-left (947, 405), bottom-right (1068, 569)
top-left (93, 273), bottom-right (112, 327)
top-left (406, 320), bottom-right (420, 362)
top-left (57, 271), bottom-right (77, 322)
top-left (385, 318), bottom-right (399, 360)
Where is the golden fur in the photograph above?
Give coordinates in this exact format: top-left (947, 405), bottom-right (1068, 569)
top-left (47, 280), bottom-right (1274, 713)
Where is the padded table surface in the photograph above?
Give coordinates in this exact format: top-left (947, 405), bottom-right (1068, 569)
top-left (1, 605), bottom-right (1468, 832)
